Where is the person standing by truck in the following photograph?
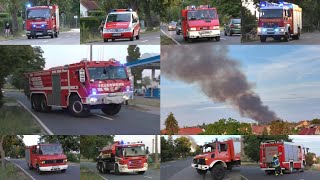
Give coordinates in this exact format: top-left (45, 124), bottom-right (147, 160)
top-left (272, 154), bottom-right (283, 176)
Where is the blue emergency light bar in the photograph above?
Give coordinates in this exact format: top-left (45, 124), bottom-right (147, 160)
top-left (260, 1), bottom-right (293, 8)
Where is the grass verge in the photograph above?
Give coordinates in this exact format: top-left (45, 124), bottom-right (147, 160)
top-left (0, 31), bottom-right (26, 41)
top-left (141, 27), bottom-right (160, 34)
top-left (0, 162), bottom-right (31, 180)
top-left (305, 165), bottom-right (320, 171)
top-left (161, 35), bottom-right (177, 45)
top-left (129, 97), bottom-right (160, 108)
top-left (80, 166), bottom-right (104, 180)
top-left (0, 97), bottom-right (43, 134)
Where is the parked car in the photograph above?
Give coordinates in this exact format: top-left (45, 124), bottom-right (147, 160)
top-left (168, 21), bottom-right (177, 31)
top-left (134, 89), bottom-right (144, 96)
top-left (224, 18), bottom-right (241, 36)
top-left (176, 20), bottom-right (182, 35)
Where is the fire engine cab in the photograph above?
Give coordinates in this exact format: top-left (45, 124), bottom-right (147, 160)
top-left (103, 9), bottom-right (140, 42)
top-left (25, 4), bottom-right (60, 39)
top-left (25, 59), bottom-right (132, 117)
top-left (260, 140), bottom-right (308, 174)
top-left (257, 1), bottom-right (302, 42)
top-left (181, 5), bottom-right (220, 42)
top-left (96, 141), bottom-right (148, 175)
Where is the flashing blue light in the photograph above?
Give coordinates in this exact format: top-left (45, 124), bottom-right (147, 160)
top-left (41, 24), bottom-right (45, 28)
top-left (120, 140), bottom-right (124, 144)
top-left (27, 4), bottom-right (31, 8)
top-left (92, 88), bottom-right (97, 95)
top-left (260, 2), bottom-right (266, 7)
top-left (32, 24), bottom-right (36, 28)
top-left (275, 28), bottom-right (279, 32)
top-left (262, 28), bottom-right (267, 32)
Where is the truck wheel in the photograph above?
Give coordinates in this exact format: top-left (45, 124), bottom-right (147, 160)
top-left (69, 95), bottom-right (90, 117)
top-left (97, 163), bottom-right (103, 173)
top-left (187, 37), bottom-right (193, 43)
top-left (31, 95), bottom-right (41, 112)
top-left (265, 170), bottom-right (273, 175)
top-left (137, 171), bottom-right (145, 175)
top-left (114, 164), bottom-right (120, 175)
top-left (104, 38), bottom-right (108, 42)
top-left (197, 169), bottom-right (207, 175)
top-left (211, 164), bottom-right (225, 180)
top-left (215, 36), bottom-right (220, 41)
top-left (27, 36), bottom-right (31, 39)
top-left (40, 95), bottom-right (51, 112)
top-left (61, 169), bottom-right (66, 173)
top-left (101, 104), bottom-right (121, 115)
top-left (283, 33), bottom-right (290, 42)
top-left (227, 166), bottom-right (232, 171)
top-left (37, 165), bottom-right (42, 175)
top-left (260, 36), bottom-right (266, 42)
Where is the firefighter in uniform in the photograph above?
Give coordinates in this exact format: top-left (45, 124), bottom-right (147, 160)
top-left (272, 154), bottom-right (283, 176)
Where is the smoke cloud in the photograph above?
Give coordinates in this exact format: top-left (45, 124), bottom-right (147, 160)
top-left (161, 45), bottom-right (279, 124)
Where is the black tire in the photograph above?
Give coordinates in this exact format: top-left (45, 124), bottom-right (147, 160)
top-left (215, 36), bottom-right (220, 41)
top-left (283, 32), bottom-right (290, 42)
top-left (68, 95), bottom-right (90, 117)
top-left (40, 95), bottom-right (51, 112)
top-left (229, 31), bottom-right (232, 36)
top-left (265, 170), bottom-right (273, 175)
top-left (61, 169), bottom-right (66, 173)
top-left (97, 163), bottom-right (103, 173)
top-left (37, 165), bottom-right (42, 175)
top-left (136, 31), bottom-right (140, 40)
top-left (104, 38), bottom-right (108, 42)
top-left (211, 164), bottom-right (225, 180)
top-left (31, 95), bottom-right (41, 112)
top-left (112, 39), bottom-right (115, 41)
top-left (101, 104), bottom-right (121, 115)
top-left (55, 31), bottom-right (58, 38)
top-left (51, 33), bottom-right (54, 38)
top-left (27, 36), bottom-right (31, 39)
top-left (227, 166), bottom-right (232, 171)
top-left (260, 36), bottom-right (267, 42)
top-left (196, 169), bottom-right (207, 175)
top-left (292, 29), bottom-right (300, 40)
top-left (137, 171), bottom-right (145, 175)
top-left (188, 37), bottom-right (193, 43)
top-left (114, 164), bottom-right (120, 175)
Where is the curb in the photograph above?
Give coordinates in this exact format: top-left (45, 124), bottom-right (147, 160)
top-left (160, 29), bottom-right (181, 45)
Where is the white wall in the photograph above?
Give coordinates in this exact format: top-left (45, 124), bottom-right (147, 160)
top-left (80, 3), bottom-right (88, 17)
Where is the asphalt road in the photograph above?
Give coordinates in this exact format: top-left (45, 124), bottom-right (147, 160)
top-left (242, 32), bottom-right (320, 44)
top-left (9, 158), bottom-right (80, 180)
top-left (160, 25), bottom-right (241, 45)
top-left (86, 31), bottom-right (160, 45)
top-left (81, 162), bottom-right (160, 180)
top-left (161, 158), bottom-right (241, 180)
top-left (0, 29), bottom-right (80, 45)
top-left (4, 91), bottom-right (160, 135)
top-left (240, 166), bottom-right (320, 180)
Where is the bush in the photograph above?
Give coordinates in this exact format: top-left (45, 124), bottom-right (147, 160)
top-left (66, 152), bottom-right (80, 163)
top-left (0, 13), bottom-right (9, 18)
top-left (88, 11), bottom-right (106, 17)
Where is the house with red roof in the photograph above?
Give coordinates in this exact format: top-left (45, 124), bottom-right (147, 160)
top-left (80, 0), bottom-right (101, 17)
top-left (251, 125), bottom-right (270, 135)
top-left (161, 127), bottom-right (204, 135)
top-left (298, 126), bottom-right (320, 135)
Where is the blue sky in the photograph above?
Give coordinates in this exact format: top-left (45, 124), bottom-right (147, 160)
top-left (161, 45), bottom-right (320, 128)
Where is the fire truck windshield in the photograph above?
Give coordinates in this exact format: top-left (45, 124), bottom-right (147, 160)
top-left (39, 145), bottom-right (63, 155)
top-left (122, 145), bottom-right (146, 157)
top-left (107, 13), bottom-right (131, 22)
top-left (27, 9), bottom-right (50, 19)
top-left (88, 66), bottom-right (127, 80)
top-left (187, 10), bottom-right (216, 20)
top-left (202, 144), bottom-right (215, 153)
top-left (260, 9), bottom-right (283, 18)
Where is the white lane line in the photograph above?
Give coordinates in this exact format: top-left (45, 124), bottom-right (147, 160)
top-left (220, 38), bottom-right (226, 40)
top-left (240, 175), bottom-right (249, 180)
top-left (89, 169), bottom-right (108, 180)
top-left (141, 40), bottom-right (148, 43)
top-left (17, 100), bottom-right (54, 135)
top-left (43, 40), bottom-right (48, 43)
top-left (93, 114), bottom-right (114, 120)
top-left (144, 176), bottom-right (153, 178)
top-left (160, 29), bottom-right (181, 45)
top-left (9, 160), bottom-right (36, 180)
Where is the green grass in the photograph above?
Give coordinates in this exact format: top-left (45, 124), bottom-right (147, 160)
top-left (161, 35), bottom-right (177, 45)
top-left (80, 158), bottom-right (96, 163)
top-left (80, 166), bottom-right (104, 180)
top-left (0, 97), bottom-right (43, 134)
top-left (0, 163), bottom-right (31, 180)
top-left (0, 31), bottom-right (25, 41)
top-left (129, 97), bottom-right (160, 108)
top-left (305, 165), bottom-right (320, 171)
top-left (142, 27), bottom-right (160, 34)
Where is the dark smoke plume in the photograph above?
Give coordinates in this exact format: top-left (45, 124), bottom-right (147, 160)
top-left (161, 45), bottom-right (278, 124)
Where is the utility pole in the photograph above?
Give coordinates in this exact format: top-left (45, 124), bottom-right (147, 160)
top-left (90, 45), bottom-right (92, 61)
top-left (152, 138), bottom-right (154, 154)
top-left (155, 135), bottom-right (159, 167)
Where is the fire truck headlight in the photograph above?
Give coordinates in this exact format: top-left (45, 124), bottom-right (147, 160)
top-left (280, 28), bottom-right (285, 32)
top-left (275, 28), bottom-right (279, 32)
top-left (213, 26), bottom-right (220, 30)
top-left (41, 161), bottom-right (45, 164)
top-left (126, 86), bottom-right (130, 92)
top-left (189, 27), bottom-right (196, 31)
top-left (63, 159), bottom-right (68, 163)
top-left (262, 28), bottom-right (267, 32)
top-left (90, 97), bottom-right (98, 103)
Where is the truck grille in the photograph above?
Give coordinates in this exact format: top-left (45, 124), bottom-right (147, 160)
top-left (193, 158), bottom-right (206, 165)
top-left (128, 159), bottom-right (143, 169)
top-left (44, 159), bottom-right (64, 164)
top-left (263, 23), bottom-right (279, 28)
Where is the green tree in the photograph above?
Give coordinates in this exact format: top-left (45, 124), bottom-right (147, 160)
top-left (306, 152), bottom-right (316, 166)
top-left (126, 45), bottom-right (142, 88)
top-left (160, 136), bottom-right (175, 162)
top-left (311, 118), bottom-right (320, 124)
top-left (193, 145), bottom-right (202, 156)
top-left (174, 136), bottom-right (191, 158)
top-left (243, 135), bottom-right (292, 162)
top-left (0, 135), bottom-right (24, 169)
top-left (142, 76), bottom-right (151, 87)
top-left (270, 120), bottom-right (292, 135)
top-left (80, 135), bottom-right (114, 160)
top-left (39, 135), bottom-right (80, 153)
top-left (164, 112), bottom-right (179, 135)
top-left (204, 118), bottom-right (243, 135)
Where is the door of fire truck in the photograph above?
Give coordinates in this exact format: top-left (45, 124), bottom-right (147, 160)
top-left (52, 74), bottom-right (61, 105)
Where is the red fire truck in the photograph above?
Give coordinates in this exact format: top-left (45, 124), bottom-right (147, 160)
top-left (260, 140), bottom-right (308, 174)
top-left (25, 4), bottom-right (60, 39)
top-left (257, 1), bottom-right (302, 42)
top-left (181, 5), bottom-right (220, 42)
top-left (103, 9), bottom-right (140, 42)
top-left (25, 143), bottom-right (68, 175)
top-left (25, 59), bottom-right (132, 117)
top-left (192, 139), bottom-right (241, 180)
top-left (96, 141), bottom-right (148, 175)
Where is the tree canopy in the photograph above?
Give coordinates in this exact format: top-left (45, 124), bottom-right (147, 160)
top-left (80, 135), bottom-right (114, 160)
top-left (39, 135), bottom-right (80, 153)
top-left (164, 112), bottom-right (179, 135)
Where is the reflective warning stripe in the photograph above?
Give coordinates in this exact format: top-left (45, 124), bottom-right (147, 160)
top-left (30, 86), bottom-right (78, 91)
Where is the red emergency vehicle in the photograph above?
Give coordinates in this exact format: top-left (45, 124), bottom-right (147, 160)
top-left (25, 5), bottom-right (60, 39)
top-left (181, 5), bottom-right (220, 42)
top-left (25, 143), bottom-right (68, 175)
top-left (192, 139), bottom-right (241, 180)
top-left (260, 140), bottom-right (308, 174)
top-left (103, 9), bottom-right (140, 42)
top-left (25, 58), bottom-right (132, 117)
top-left (96, 141), bottom-right (148, 174)
top-left (257, 1), bottom-right (302, 42)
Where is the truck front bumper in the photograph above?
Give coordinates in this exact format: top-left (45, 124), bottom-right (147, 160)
top-left (39, 164), bottom-right (68, 171)
top-left (188, 30), bottom-right (220, 39)
top-left (257, 27), bottom-right (286, 36)
top-left (85, 91), bottom-right (133, 105)
top-left (26, 29), bottom-right (53, 36)
top-left (103, 31), bottom-right (133, 39)
top-left (192, 163), bottom-right (210, 170)
top-left (119, 163), bottom-right (148, 173)
top-left (261, 167), bottom-right (285, 171)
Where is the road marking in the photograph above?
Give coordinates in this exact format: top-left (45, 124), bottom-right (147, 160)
top-left (240, 175), bottom-right (249, 180)
top-left (221, 38), bottom-right (226, 40)
top-left (89, 169), bottom-right (108, 180)
top-left (94, 114), bottom-right (114, 120)
top-left (144, 176), bottom-right (152, 178)
top-left (43, 40), bottom-right (48, 43)
top-left (142, 40), bottom-right (148, 43)
top-left (160, 29), bottom-right (181, 45)
top-left (9, 160), bottom-right (36, 180)
top-left (16, 100), bottom-right (54, 135)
